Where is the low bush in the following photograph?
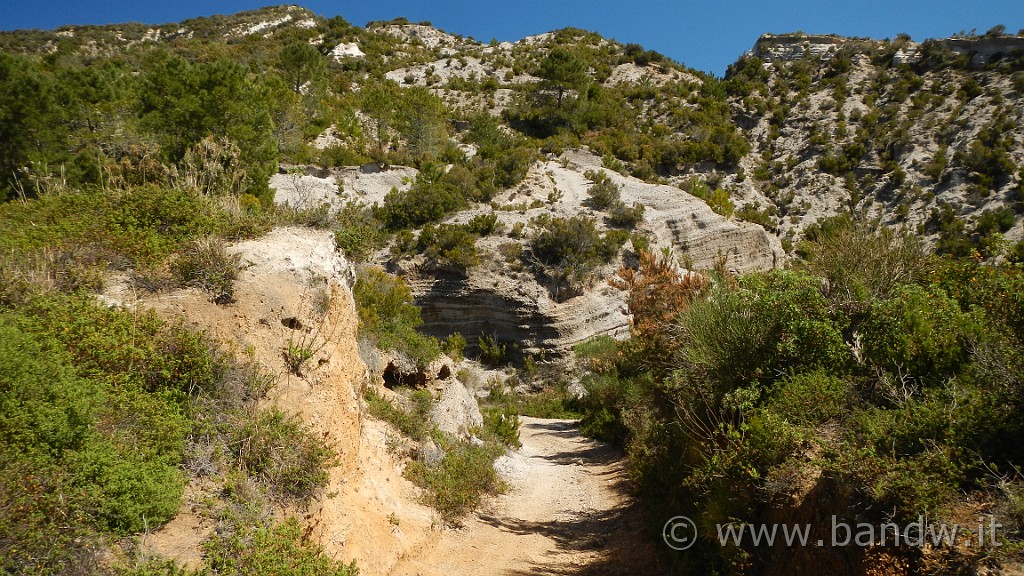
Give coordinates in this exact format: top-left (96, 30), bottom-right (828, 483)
top-left (477, 334), bottom-right (509, 367)
top-left (482, 405), bottom-right (522, 448)
top-left (204, 517), bottom-right (358, 576)
top-left (333, 202), bottom-right (386, 263)
top-left (232, 408), bottom-right (335, 502)
top-left (353, 267), bottom-right (440, 366)
top-left (735, 202), bottom-right (777, 229)
top-left (529, 214), bottom-right (626, 284)
top-left (464, 212), bottom-right (501, 236)
top-left (404, 437), bottom-right (505, 523)
top-left (173, 236), bottom-right (241, 304)
top-left (584, 170), bottom-right (621, 210)
top-left (375, 169), bottom-right (465, 230)
top-left (608, 202), bottom-right (645, 228)
top-left (364, 387), bottom-right (434, 442)
top-left (799, 216), bottom-right (926, 302)
top-left (441, 332), bottom-right (467, 361)
top-left (364, 385), bottom-right (508, 524)
top-left (417, 223), bottom-right (480, 270)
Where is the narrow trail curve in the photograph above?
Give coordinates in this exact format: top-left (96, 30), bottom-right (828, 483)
top-left (388, 417), bottom-right (666, 576)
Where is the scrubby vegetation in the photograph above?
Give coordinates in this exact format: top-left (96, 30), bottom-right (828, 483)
top-left (0, 294), bottom-right (336, 574)
top-left (0, 27), bottom-right (344, 567)
top-left (3, 5), bottom-right (1024, 574)
top-left (363, 385), bottom-right (513, 523)
top-left (353, 267), bottom-right (441, 365)
top-left (574, 221), bottom-right (1024, 574)
top-left (528, 214), bottom-right (628, 293)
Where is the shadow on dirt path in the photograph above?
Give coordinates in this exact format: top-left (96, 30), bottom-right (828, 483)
top-left (388, 417), bottom-right (669, 576)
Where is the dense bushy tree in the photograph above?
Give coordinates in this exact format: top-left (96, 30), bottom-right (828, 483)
top-left (397, 86), bottom-right (448, 159)
top-left (276, 40), bottom-right (327, 94)
top-left (375, 166), bottom-right (465, 229)
top-left (537, 47), bottom-right (589, 108)
top-left (137, 51), bottom-right (277, 200)
top-left (529, 215), bottom-right (626, 286)
top-left (0, 53), bottom-right (65, 198)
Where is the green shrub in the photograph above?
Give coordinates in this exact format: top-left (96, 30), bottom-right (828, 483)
top-left (477, 334), bottom-right (508, 367)
top-left (608, 202), bottom-right (645, 228)
top-left (582, 171), bottom-right (644, 228)
top-left (482, 405), bottom-right (521, 448)
top-left (706, 188), bottom-right (735, 218)
top-left (417, 223), bottom-right (480, 270)
top-left (375, 170), bottom-right (466, 230)
top-left (404, 437), bottom-right (505, 523)
top-left (860, 284), bottom-right (979, 386)
top-left (363, 387), bottom-right (433, 442)
top-left (353, 267), bottom-right (440, 365)
top-left (585, 170), bottom-right (621, 210)
top-left (441, 332), bottom-right (467, 361)
top-left (204, 517), bottom-right (358, 576)
top-left (284, 339), bottom-right (316, 376)
top-left (735, 203), bottom-right (777, 229)
top-left (578, 372), bottom-right (638, 443)
top-left (464, 213), bottom-right (500, 236)
top-left (118, 557), bottom-right (203, 576)
top-left (675, 271), bottom-right (849, 392)
top-left (333, 202), bottom-right (385, 263)
top-left (231, 408), bottom-right (334, 502)
top-left (957, 138), bottom-right (1015, 192)
top-left (529, 214), bottom-right (624, 283)
top-left (574, 335), bottom-right (620, 374)
top-left (0, 324), bottom-right (100, 457)
top-left (0, 186), bottom-right (248, 273)
top-left (799, 216), bottom-right (926, 302)
top-left (767, 371), bottom-right (849, 425)
top-left (0, 312), bottom-right (193, 559)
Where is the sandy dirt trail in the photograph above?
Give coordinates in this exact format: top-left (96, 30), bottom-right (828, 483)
top-left (388, 417), bottom-right (665, 576)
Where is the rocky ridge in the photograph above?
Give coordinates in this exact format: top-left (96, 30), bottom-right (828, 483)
top-left (721, 32), bottom-right (1024, 252)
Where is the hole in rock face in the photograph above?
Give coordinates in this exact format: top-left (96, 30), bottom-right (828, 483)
top-left (382, 361), bottom-right (428, 389)
top-left (281, 317), bottom-right (304, 330)
top-left (437, 365), bottom-right (451, 380)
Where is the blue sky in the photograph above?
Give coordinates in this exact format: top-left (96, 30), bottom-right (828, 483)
top-left (2, 1), bottom-right (1021, 74)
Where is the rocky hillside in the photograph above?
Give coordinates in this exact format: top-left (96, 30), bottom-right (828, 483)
top-left (1, 8), bottom-right (1023, 354)
top-left (4, 7), bottom-right (1024, 576)
top-left (3, 7), bottom-right (1022, 356)
top-left (722, 32), bottom-right (1024, 255)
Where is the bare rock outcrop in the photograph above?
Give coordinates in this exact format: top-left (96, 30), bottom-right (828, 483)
top-left (430, 378), bottom-right (484, 438)
top-left (268, 149), bottom-right (782, 358)
top-left (752, 33), bottom-right (848, 62)
top-left (402, 150), bottom-right (782, 356)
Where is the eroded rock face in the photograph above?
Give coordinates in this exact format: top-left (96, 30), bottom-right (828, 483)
top-left (268, 151), bottom-right (783, 359)
top-left (402, 150), bottom-right (782, 357)
top-left (430, 379), bottom-right (483, 439)
top-left (752, 33), bottom-right (848, 62)
top-left (406, 268), bottom-right (628, 358)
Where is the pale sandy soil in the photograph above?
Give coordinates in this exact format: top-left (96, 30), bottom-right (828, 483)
top-left (388, 417), bottom-right (667, 576)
